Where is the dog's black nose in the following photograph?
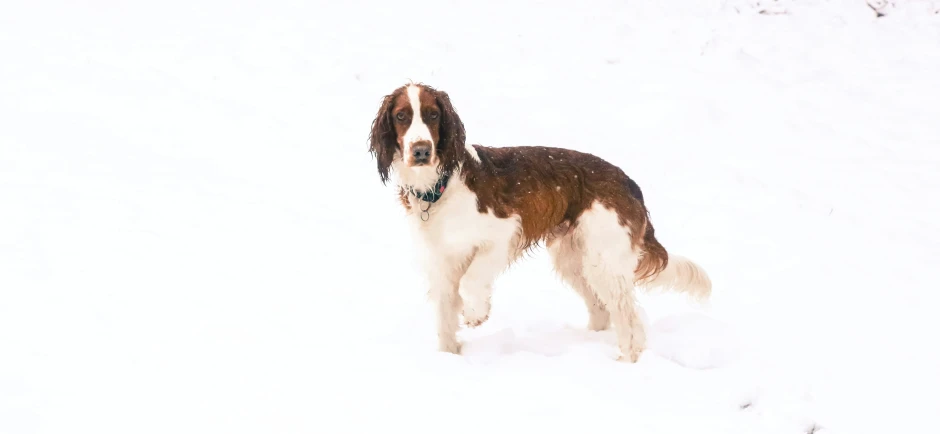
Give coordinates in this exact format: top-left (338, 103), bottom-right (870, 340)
top-left (412, 142), bottom-right (431, 164)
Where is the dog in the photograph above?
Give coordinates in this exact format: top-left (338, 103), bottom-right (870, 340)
top-left (368, 82), bottom-right (711, 362)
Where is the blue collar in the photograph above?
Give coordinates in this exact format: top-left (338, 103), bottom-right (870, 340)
top-left (409, 171), bottom-right (452, 203)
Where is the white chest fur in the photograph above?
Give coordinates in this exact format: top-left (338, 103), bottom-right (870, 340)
top-left (405, 175), bottom-right (521, 262)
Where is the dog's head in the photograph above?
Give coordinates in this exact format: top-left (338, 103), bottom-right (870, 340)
top-left (368, 82), bottom-right (466, 191)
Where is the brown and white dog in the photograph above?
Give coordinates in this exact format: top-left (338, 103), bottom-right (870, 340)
top-left (368, 82), bottom-right (711, 362)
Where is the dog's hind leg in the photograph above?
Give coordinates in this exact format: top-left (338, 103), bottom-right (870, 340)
top-left (547, 229), bottom-right (610, 331)
top-left (575, 202), bottom-right (647, 363)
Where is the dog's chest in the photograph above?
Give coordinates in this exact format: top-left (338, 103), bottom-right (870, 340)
top-left (409, 180), bottom-right (518, 255)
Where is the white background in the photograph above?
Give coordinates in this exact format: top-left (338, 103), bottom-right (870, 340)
top-left (2, 1), bottom-right (939, 433)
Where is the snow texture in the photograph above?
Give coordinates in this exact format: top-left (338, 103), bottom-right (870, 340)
top-left (2, 1), bottom-right (939, 433)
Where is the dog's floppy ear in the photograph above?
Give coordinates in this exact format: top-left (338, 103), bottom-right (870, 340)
top-left (368, 90), bottom-right (401, 184)
top-left (431, 87), bottom-right (466, 175)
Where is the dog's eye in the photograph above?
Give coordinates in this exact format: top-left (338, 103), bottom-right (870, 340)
top-left (429, 111), bottom-right (439, 120)
top-left (396, 112), bottom-right (407, 122)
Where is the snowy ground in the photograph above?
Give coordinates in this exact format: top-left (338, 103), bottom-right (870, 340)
top-left (2, 1), bottom-right (940, 433)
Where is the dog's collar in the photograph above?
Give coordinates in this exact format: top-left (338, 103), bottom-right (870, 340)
top-left (408, 171), bottom-right (452, 204)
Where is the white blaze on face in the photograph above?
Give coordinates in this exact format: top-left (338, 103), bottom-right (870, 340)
top-left (402, 85), bottom-right (433, 163)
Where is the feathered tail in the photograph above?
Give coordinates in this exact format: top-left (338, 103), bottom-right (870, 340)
top-left (633, 219), bottom-right (712, 302)
top-left (635, 253), bottom-right (712, 302)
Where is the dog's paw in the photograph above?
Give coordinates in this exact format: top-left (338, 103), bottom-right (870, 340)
top-left (461, 298), bottom-right (491, 328)
top-left (616, 347), bottom-right (644, 363)
top-left (587, 315), bottom-right (610, 331)
top-left (438, 339), bottom-right (463, 354)
top-left (463, 311), bottom-right (490, 328)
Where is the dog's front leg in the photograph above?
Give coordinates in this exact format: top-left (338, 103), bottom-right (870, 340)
top-left (458, 243), bottom-right (512, 328)
top-left (427, 265), bottom-right (463, 354)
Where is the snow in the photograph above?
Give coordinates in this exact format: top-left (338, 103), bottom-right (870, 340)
top-left (1, 0), bottom-right (939, 433)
